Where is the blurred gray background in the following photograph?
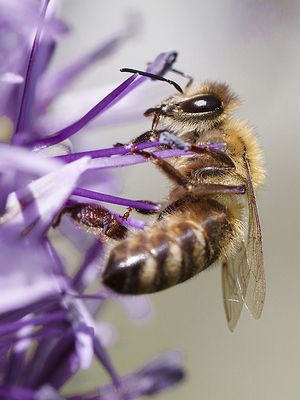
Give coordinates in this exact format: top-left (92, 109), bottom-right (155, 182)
top-left (54, 1), bottom-right (300, 399)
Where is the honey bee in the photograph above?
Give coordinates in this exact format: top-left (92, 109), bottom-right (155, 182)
top-left (61, 69), bottom-right (266, 331)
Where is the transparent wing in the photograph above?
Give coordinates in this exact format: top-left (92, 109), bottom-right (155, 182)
top-left (243, 156), bottom-right (266, 319)
top-left (222, 243), bottom-right (250, 331)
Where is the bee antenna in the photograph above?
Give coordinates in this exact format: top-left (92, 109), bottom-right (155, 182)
top-left (120, 68), bottom-right (183, 94)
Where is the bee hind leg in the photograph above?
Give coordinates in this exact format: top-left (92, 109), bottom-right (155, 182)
top-left (52, 203), bottom-right (128, 241)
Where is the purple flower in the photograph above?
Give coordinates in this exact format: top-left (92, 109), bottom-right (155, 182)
top-left (0, 0), bottom-right (186, 398)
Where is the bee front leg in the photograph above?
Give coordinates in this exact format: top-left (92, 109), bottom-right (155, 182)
top-left (170, 68), bottom-right (194, 88)
top-left (130, 130), bottom-right (159, 145)
top-left (114, 129), bottom-right (166, 148)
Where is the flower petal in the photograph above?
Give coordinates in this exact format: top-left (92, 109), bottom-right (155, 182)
top-left (72, 241), bottom-right (104, 293)
top-left (74, 323), bottom-right (94, 370)
top-left (96, 321), bottom-right (118, 348)
top-left (0, 236), bottom-right (60, 315)
top-left (0, 72), bottom-right (24, 84)
top-left (30, 75), bottom-right (138, 149)
top-left (0, 143), bottom-right (60, 175)
top-left (37, 16), bottom-right (139, 113)
top-left (119, 296), bottom-right (154, 323)
top-left (59, 296), bottom-right (120, 387)
top-left (97, 350), bottom-right (185, 399)
top-left (1, 156), bottom-right (90, 237)
top-left (36, 385), bottom-right (65, 400)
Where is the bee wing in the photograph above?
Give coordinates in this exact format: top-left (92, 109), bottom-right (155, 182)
top-left (222, 243), bottom-right (250, 331)
top-left (243, 156), bottom-right (266, 319)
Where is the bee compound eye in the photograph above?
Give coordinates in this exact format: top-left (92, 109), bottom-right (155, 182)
top-left (179, 94), bottom-right (223, 114)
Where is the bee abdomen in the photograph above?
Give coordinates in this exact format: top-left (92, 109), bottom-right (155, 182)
top-left (102, 199), bottom-right (232, 294)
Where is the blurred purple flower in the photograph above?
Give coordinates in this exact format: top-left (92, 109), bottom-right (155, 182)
top-left (0, 0), bottom-right (186, 398)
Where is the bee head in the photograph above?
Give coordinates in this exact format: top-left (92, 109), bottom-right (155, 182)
top-left (145, 82), bottom-right (240, 132)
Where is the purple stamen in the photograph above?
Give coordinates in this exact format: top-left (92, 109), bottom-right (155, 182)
top-left (14, 0), bottom-right (51, 136)
top-left (0, 311), bottom-right (68, 336)
top-left (55, 140), bottom-right (161, 162)
top-left (56, 141), bottom-right (226, 164)
top-left (93, 336), bottom-right (122, 389)
top-left (88, 148), bottom-right (193, 170)
top-left (0, 387), bottom-right (34, 400)
top-left (0, 327), bottom-right (64, 348)
top-left (72, 187), bottom-right (160, 211)
top-left (72, 241), bottom-right (104, 293)
top-left (29, 74), bottom-right (138, 149)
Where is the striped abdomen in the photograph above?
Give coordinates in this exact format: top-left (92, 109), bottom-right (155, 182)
top-left (102, 198), bottom-right (233, 294)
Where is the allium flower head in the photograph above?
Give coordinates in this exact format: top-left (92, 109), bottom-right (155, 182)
top-left (0, 0), bottom-right (187, 399)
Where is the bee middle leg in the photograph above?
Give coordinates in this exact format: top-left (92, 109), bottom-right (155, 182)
top-left (131, 149), bottom-right (246, 195)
